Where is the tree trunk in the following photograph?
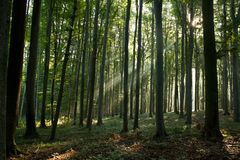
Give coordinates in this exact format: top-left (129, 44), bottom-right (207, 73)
top-left (79, 0), bottom-right (90, 127)
top-left (122, 0), bottom-right (131, 132)
top-left (25, 0), bottom-right (42, 138)
top-left (134, 0), bottom-right (143, 130)
top-left (174, 23), bottom-right (179, 114)
top-left (230, 0), bottom-right (240, 122)
top-left (149, 4), bottom-right (155, 117)
top-left (154, 0), bottom-right (166, 138)
top-left (86, 0), bottom-right (101, 129)
top-left (185, 0), bottom-right (194, 125)
top-left (179, 3), bottom-right (186, 118)
top-left (130, 0), bottom-right (138, 120)
top-left (0, 0), bottom-right (11, 158)
top-left (222, 0), bottom-right (229, 115)
top-left (40, 0), bottom-right (54, 128)
top-left (202, 0), bottom-right (222, 139)
top-left (6, 0), bottom-right (27, 154)
top-left (97, 0), bottom-right (112, 125)
top-left (50, 0), bottom-right (77, 140)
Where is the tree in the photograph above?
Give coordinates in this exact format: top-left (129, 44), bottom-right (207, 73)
top-left (50, 0), bottom-right (77, 140)
top-left (179, 2), bottom-right (186, 118)
top-left (79, 0), bottom-right (90, 127)
top-left (134, 0), bottom-right (143, 130)
top-left (154, 0), bottom-right (166, 138)
top-left (221, 0), bottom-right (229, 115)
top-left (0, 0), bottom-right (11, 158)
top-left (185, 0), bottom-right (194, 125)
top-left (40, 0), bottom-right (54, 128)
top-left (122, 0), bottom-right (131, 132)
top-left (97, 0), bottom-right (112, 125)
top-left (7, 0), bottom-right (27, 154)
top-left (25, 0), bottom-right (42, 138)
top-left (230, 0), bottom-right (240, 122)
top-left (202, 0), bottom-right (223, 139)
top-left (149, 3), bottom-right (155, 117)
top-left (130, 0), bottom-right (139, 120)
top-left (86, 0), bottom-right (101, 129)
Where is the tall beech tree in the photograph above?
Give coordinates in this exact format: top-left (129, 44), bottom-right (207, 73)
top-left (40, 0), bottom-right (54, 128)
top-left (79, 0), bottom-right (90, 127)
top-left (7, 0), bottom-right (27, 154)
top-left (134, 0), bottom-right (143, 130)
top-left (97, 0), bottom-right (112, 125)
top-left (154, 0), bottom-right (166, 138)
top-left (185, 0), bottom-right (194, 125)
top-left (25, 0), bottom-right (42, 138)
top-left (230, 0), bottom-right (240, 122)
top-left (122, 0), bottom-right (131, 132)
top-left (50, 0), bottom-right (77, 140)
top-left (86, 0), bottom-right (101, 129)
top-left (202, 0), bottom-right (223, 139)
top-left (0, 0), bottom-right (11, 158)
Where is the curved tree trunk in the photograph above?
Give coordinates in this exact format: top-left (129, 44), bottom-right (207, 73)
top-left (50, 0), bottom-right (77, 140)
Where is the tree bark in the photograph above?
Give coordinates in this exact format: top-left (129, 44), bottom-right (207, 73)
top-left (202, 0), bottom-right (223, 139)
top-left (130, 0), bottom-right (139, 120)
top-left (25, 0), bottom-right (42, 138)
top-left (86, 0), bottom-right (101, 129)
top-left (40, 0), bottom-right (54, 128)
top-left (0, 0), bottom-right (11, 158)
top-left (185, 0), bottom-right (194, 125)
top-left (6, 0), bottom-right (27, 154)
top-left (134, 0), bottom-right (143, 130)
top-left (154, 0), bottom-right (166, 138)
top-left (122, 0), bottom-right (131, 132)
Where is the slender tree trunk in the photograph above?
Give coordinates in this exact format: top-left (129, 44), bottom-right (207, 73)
top-left (50, 0), bottom-right (77, 140)
top-left (130, 0), bottom-right (138, 120)
top-left (79, 0), bottom-right (90, 127)
top-left (97, 0), bottom-right (112, 125)
top-left (174, 23), bottom-right (179, 114)
top-left (154, 0), bottom-right (166, 138)
top-left (134, 0), bottom-right (143, 130)
top-left (149, 4), bottom-right (155, 117)
top-left (86, 0), bottom-right (101, 129)
top-left (122, 0), bottom-right (131, 132)
top-left (179, 3), bottom-right (186, 118)
top-left (40, 0), bottom-right (54, 128)
top-left (6, 0), bottom-right (26, 154)
top-left (25, 0), bottom-right (42, 138)
top-left (0, 0), bottom-right (11, 158)
top-left (202, 0), bottom-right (223, 139)
top-left (186, 0), bottom-right (194, 125)
top-left (222, 0), bottom-right (229, 115)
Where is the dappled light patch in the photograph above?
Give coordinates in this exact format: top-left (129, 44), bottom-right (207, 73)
top-left (48, 149), bottom-right (77, 160)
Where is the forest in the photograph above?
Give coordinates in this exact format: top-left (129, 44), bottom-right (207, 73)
top-left (0, 0), bottom-right (240, 159)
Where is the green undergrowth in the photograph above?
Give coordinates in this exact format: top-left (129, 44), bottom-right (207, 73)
top-left (11, 112), bottom-right (240, 160)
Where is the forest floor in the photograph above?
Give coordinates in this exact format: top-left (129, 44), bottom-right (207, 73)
top-left (10, 111), bottom-right (240, 160)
